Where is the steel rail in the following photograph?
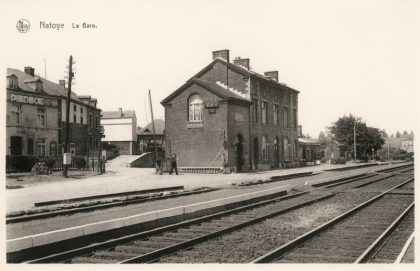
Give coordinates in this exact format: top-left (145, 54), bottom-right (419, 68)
top-left (119, 193), bottom-right (335, 263)
top-left (354, 202), bottom-right (414, 263)
top-left (251, 177), bottom-right (414, 263)
top-left (24, 167), bottom-right (412, 263)
top-left (394, 232), bottom-right (415, 263)
top-left (26, 190), bottom-right (311, 263)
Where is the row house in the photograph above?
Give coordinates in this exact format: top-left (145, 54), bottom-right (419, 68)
top-left (6, 67), bottom-right (101, 159)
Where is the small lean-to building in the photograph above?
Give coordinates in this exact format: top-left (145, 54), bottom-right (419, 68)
top-left (324, 140), bottom-right (346, 164)
top-left (298, 138), bottom-right (321, 166)
top-left (101, 108), bottom-right (138, 155)
top-left (137, 119), bottom-right (165, 154)
top-left (161, 50), bottom-right (300, 173)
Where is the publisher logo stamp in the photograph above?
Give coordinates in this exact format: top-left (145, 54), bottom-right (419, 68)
top-left (16, 19), bottom-right (30, 33)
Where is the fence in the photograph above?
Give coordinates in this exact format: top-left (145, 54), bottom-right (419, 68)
top-left (6, 155), bottom-right (102, 173)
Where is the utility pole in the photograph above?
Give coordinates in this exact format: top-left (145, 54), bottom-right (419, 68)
top-left (148, 90), bottom-right (158, 164)
top-left (387, 144), bottom-right (390, 161)
top-left (44, 58), bottom-right (47, 79)
top-left (353, 121), bottom-right (357, 161)
top-left (63, 55), bottom-right (74, 177)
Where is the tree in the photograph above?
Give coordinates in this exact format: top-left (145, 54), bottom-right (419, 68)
top-left (396, 131), bottom-right (402, 138)
top-left (380, 130), bottom-right (388, 139)
top-left (328, 114), bottom-right (385, 160)
top-left (318, 131), bottom-right (328, 145)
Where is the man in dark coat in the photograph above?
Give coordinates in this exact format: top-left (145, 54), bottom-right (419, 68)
top-left (171, 154), bottom-right (178, 175)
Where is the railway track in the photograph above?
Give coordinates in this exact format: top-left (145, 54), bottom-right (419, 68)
top-left (252, 178), bottom-right (414, 263)
top-left (6, 187), bottom-right (218, 224)
top-left (23, 165), bottom-right (413, 264)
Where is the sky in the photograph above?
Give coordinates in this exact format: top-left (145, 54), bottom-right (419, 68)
top-left (1, 0), bottom-right (419, 138)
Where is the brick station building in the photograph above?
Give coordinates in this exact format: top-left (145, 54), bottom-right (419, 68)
top-left (161, 50), bottom-right (300, 172)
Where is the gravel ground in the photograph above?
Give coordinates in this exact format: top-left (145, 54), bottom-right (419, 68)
top-left (369, 209), bottom-right (414, 263)
top-left (7, 163), bottom-right (410, 240)
top-left (158, 191), bottom-right (379, 263)
top-left (401, 239), bottom-right (415, 263)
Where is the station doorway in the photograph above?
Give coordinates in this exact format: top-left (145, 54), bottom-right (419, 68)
top-left (236, 134), bottom-right (244, 172)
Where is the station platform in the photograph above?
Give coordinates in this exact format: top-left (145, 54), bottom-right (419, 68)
top-left (6, 162), bottom-right (392, 214)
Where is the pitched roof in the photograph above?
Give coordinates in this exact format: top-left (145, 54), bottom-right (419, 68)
top-left (138, 119), bottom-right (165, 135)
top-left (102, 109), bottom-right (136, 119)
top-left (191, 58), bottom-right (299, 93)
top-left (326, 139), bottom-right (345, 146)
top-left (298, 138), bottom-right (321, 145)
top-left (7, 68), bottom-right (81, 101)
top-left (161, 78), bottom-right (252, 105)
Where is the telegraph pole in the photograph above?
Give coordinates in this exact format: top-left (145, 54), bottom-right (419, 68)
top-left (63, 55), bottom-right (74, 177)
top-left (353, 122), bottom-right (357, 160)
top-left (148, 90), bottom-right (158, 163)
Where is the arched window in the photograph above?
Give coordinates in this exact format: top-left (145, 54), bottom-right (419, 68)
top-left (189, 94), bottom-right (203, 122)
top-left (262, 135), bottom-right (269, 159)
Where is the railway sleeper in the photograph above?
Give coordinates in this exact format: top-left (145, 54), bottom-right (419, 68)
top-left (307, 239), bottom-right (375, 249)
top-left (164, 232), bottom-right (204, 239)
top-left (176, 228), bottom-right (214, 234)
top-left (288, 248), bottom-right (363, 258)
top-left (280, 253), bottom-right (356, 263)
top-left (114, 245), bottom-right (155, 254)
top-left (148, 236), bottom-right (193, 242)
top-left (71, 257), bottom-right (117, 264)
top-left (93, 251), bottom-right (133, 261)
top-left (188, 225), bottom-right (226, 231)
top-left (133, 240), bottom-right (174, 248)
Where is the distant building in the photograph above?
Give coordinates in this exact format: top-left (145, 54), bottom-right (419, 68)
top-left (324, 140), bottom-right (346, 164)
top-left (137, 119), bottom-right (165, 154)
top-left (161, 49), bottom-right (300, 172)
top-left (385, 131), bottom-right (414, 153)
top-left (6, 67), bottom-right (101, 158)
top-left (102, 108), bottom-right (138, 155)
top-left (401, 131), bottom-right (414, 153)
top-left (298, 138), bottom-right (321, 165)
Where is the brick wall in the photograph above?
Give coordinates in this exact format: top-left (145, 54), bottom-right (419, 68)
top-left (249, 81), bottom-right (299, 170)
top-left (165, 83), bottom-right (228, 167)
top-left (227, 103), bottom-right (251, 171)
top-left (198, 61), bottom-right (250, 97)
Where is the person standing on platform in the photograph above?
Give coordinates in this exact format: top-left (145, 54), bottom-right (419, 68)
top-left (171, 154), bottom-right (178, 175)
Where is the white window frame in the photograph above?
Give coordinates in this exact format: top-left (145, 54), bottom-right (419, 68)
top-left (262, 135), bottom-right (269, 159)
top-left (188, 94), bottom-right (203, 122)
top-left (261, 101), bottom-right (268, 125)
top-left (37, 138), bottom-right (46, 156)
top-left (284, 107), bottom-right (289, 128)
top-left (10, 104), bottom-right (21, 124)
top-left (37, 108), bottom-right (46, 127)
top-left (273, 104), bottom-right (278, 126)
top-left (70, 143), bottom-right (76, 155)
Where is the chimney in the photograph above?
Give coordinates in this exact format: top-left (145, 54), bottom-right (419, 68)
top-left (59, 80), bottom-right (66, 88)
top-left (119, 107), bottom-right (123, 117)
top-left (212, 49), bottom-right (230, 62)
top-left (24, 67), bottom-right (35, 77)
top-left (264, 71), bottom-right (278, 82)
top-left (233, 57), bottom-right (250, 70)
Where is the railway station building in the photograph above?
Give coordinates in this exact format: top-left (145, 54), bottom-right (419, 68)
top-left (161, 50), bottom-right (300, 172)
